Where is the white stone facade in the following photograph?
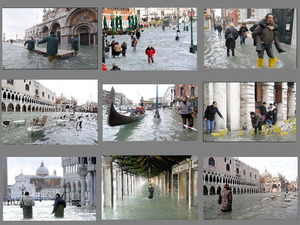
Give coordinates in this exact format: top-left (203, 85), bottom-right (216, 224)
top-left (203, 82), bottom-right (296, 131)
top-left (203, 157), bottom-right (260, 195)
top-left (2, 79), bottom-right (56, 112)
top-left (162, 86), bottom-right (175, 106)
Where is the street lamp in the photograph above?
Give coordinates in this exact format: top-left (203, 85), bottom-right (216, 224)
top-left (154, 84), bottom-right (160, 118)
top-left (188, 8), bottom-right (197, 53)
top-left (38, 184), bottom-right (43, 202)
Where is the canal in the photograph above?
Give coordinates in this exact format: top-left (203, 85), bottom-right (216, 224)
top-left (102, 183), bottom-right (198, 220)
top-left (103, 108), bottom-right (198, 141)
top-left (2, 112), bottom-right (98, 145)
top-left (203, 192), bottom-right (298, 220)
top-left (3, 200), bottom-right (96, 221)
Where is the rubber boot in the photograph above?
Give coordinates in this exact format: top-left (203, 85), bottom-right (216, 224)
top-left (257, 57), bottom-right (263, 68)
top-left (151, 58), bottom-right (154, 63)
top-left (268, 57), bottom-right (277, 68)
top-left (148, 58), bottom-right (151, 63)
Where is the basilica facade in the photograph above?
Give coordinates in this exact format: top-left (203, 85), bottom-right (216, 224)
top-left (25, 8), bottom-right (98, 46)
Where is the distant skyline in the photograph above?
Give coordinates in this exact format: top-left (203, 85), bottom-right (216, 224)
top-left (103, 84), bottom-right (174, 103)
top-left (236, 157), bottom-right (298, 182)
top-left (38, 80), bottom-right (98, 105)
top-left (7, 157), bottom-right (63, 185)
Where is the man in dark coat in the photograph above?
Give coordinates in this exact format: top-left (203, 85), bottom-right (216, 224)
top-left (148, 184), bottom-right (154, 199)
top-left (136, 30), bottom-right (141, 39)
top-left (255, 102), bottom-right (267, 119)
top-left (52, 193), bottom-right (66, 218)
top-left (216, 24), bottom-right (222, 36)
top-left (250, 112), bottom-right (264, 133)
top-left (110, 63), bottom-right (121, 70)
top-left (252, 13), bottom-right (278, 68)
top-left (24, 37), bottom-right (35, 52)
top-left (265, 108), bottom-right (277, 127)
top-left (37, 31), bottom-right (59, 63)
top-left (204, 101), bottom-right (224, 133)
top-left (121, 42), bottom-right (127, 56)
top-left (238, 23), bottom-right (248, 45)
top-left (110, 40), bottom-right (116, 57)
top-left (20, 192), bottom-right (35, 219)
top-left (225, 23), bottom-right (238, 57)
top-left (71, 36), bottom-right (79, 55)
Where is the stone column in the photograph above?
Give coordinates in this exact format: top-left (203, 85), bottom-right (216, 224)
top-left (213, 83), bottom-right (226, 130)
top-left (277, 82), bottom-right (288, 121)
top-left (203, 82), bottom-right (214, 131)
top-left (78, 167), bottom-right (88, 206)
top-left (123, 170), bottom-right (128, 195)
top-left (115, 164), bottom-right (123, 199)
top-left (188, 159), bottom-right (193, 206)
top-left (262, 82), bottom-right (275, 104)
top-left (287, 82), bottom-right (296, 118)
top-left (102, 156), bottom-right (113, 207)
top-left (240, 82), bottom-right (255, 129)
top-left (128, 173), bottom-right (132, 194)
top-left (226, 83), bottom-right (240, 131)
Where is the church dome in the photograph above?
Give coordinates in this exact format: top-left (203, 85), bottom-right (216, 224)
top-left (261, 167), bottom-right (271, 178)
top-left (36, 161), bottom-right (49, 176)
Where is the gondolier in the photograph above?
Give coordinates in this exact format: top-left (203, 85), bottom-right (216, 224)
top-left (177, 96), bottom-right (194, 128)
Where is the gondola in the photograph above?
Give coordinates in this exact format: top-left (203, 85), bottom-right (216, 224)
top-left (108, 87), bottom-right (146, 127)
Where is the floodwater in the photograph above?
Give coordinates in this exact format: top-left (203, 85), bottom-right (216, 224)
top-left (104, 23), bottom-right (197, 71)
top-left (2, 112), bottom-right (98, 145)
top-left (102, 108), bottom-right (198, 141)
top-left (203, 129), bottom-right (296, 142)
top-left (3, 200), bottom-right (96, 221)
top-left (2, 42), bottom-right (97, 70)
top-left (204, 30), bottom-right (297, 69)
top-left (102, 183), bottom-right (198, 220)
top-left (203, 192), bottom-right (298, 220)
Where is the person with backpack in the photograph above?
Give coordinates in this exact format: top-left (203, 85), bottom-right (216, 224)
top-left (131, 37), bottom-right (138, 51)
top-left (216, 24), bottom-right (222, 36)
top-left (52, 193), bottom-right (66, 218)
top-left (20, 192), bottom-right (35, 219)
top-left (238, 23), bottom-right (248, 45)
top-left (121, 42), bottom-right (127, 56)
top-left (225, 23), bottom-right (238, 57)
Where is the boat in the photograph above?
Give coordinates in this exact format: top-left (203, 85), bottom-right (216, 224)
top-left (27, 116), bottom-right (47, 134)
top-left (108, 87), bottom-right (146, 126)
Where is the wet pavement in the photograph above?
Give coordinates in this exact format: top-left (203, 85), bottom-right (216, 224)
top-left (102, 108), bottom-right (198, 141)
top-left (2, 42), bottom-right (97, 70)
top-left (3, 200), bottom-right (96, 221)
top-left (102, 183), bottom-right (198, 220)
top-left (204, 30), bottom-right (297, 69)
top-left (203, 128), bottom-right (296, 142)
top-left (2, 112), bottom-right (98, 145)
top-left (104, 23), bottom-right (197, 71)
top-left (204, 192), bottom-right (298, 220)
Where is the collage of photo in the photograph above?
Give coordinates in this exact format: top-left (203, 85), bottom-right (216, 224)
top-left (0, 5), bottom-right (298, 224)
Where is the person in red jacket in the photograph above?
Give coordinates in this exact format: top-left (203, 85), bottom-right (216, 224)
top-left (145, 45), bottom-right (156, 63)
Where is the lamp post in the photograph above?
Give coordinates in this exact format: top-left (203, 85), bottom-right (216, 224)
top-left (154, 84), bottom-right (160, 118)
top-left (110, 13), bottom-right (115, 39)
top-left (188, 8), bottom-right (196, 53)
top-left (38, 183), bottom-right (43, 202)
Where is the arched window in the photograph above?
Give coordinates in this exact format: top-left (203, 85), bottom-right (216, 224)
top-left (35, 89), bottom-right (38, 95)
top-left (236, 168), bottom-right (239, 174)
top-left (180, 87), bottom-right (184, 96)
top-left (191, 87), bottom-right (195, 96)
top-left (250, 172), bottom-right (252, 177)
top-left (25, 84), bottom-right (30, 91)
top-left (48, 95), bottom-right (50, 99)
top-left (243, 170), bottom-right (246, 175)
top-left (226, 164), bottom-right (230, 171)
top-left (224, 158), bottom-right (226, 162)
top-left (255, 174), bottom-right (257, 179)
top-left (42, 92), bottom-right (44, 97)
top-left (208, 157), bottom-right (215, 166)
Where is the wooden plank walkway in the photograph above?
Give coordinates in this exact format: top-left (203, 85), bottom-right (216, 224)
top-left (33, 47), bottom-right (76, 58)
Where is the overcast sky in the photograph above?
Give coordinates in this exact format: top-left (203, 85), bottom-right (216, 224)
top-left (38, 80), bottom-right (98, 105)
top-left (103, 84), bottom-right (174, 103)
top-left (7, 157), bottom-right (63, 185)
top-left (236, 157), bottom-right (298, 182)
top-left (2, 8), bottom-right (46, 40)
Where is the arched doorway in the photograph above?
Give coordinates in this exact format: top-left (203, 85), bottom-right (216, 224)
top-left (203, 185), bottom-right (208, 195)
top-left (42, 26), bottom-right (49, 38)
top-left (233, 187), bottom-right (236, 194)
top-left (7, 103), bottom-right (14, 112)
top-left (22, 105), bottom-right (26, 112)
top-left (16, 104), bottom-right (21, 112)
top-left (209, 186), bottom-right (215, 195)
top-left (217, 186), bottom-right (221, 195)
top-left (51, 22), bottom-right (61, 43)
top-left (2, 102), bottom-right (6, 111)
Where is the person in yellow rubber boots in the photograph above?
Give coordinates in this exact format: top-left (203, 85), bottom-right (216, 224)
top-left (71, 36), bottom-right (79, 55)
top-left (37, 31), bottom-right (59, 63)
top-left (252, 13), bottom-right (278, 68)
